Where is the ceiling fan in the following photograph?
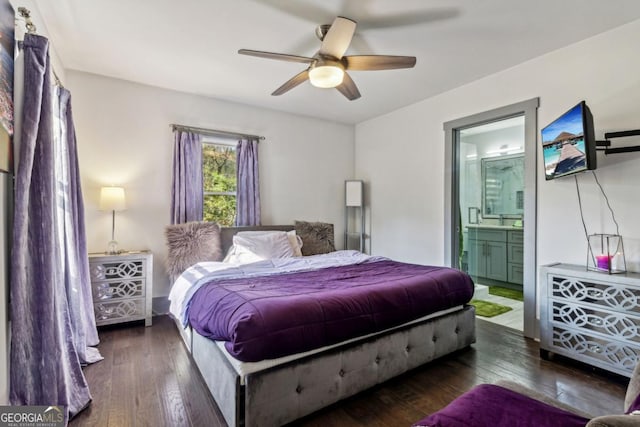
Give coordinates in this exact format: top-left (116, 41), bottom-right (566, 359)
top-left (238, 16), bottom-right (416, 101)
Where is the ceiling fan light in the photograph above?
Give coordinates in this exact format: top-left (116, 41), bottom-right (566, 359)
top-left (309, 65), bottom-right (344, 88)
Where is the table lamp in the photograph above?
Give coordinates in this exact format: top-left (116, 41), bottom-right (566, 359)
top-left (99, 186), bottom-right (126, 254)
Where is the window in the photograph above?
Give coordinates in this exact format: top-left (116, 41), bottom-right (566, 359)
top-left (202, 140), bottom-right (236, 226)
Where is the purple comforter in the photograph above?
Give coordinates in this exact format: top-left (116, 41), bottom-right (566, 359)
top-left (413, 384), bottom-right (590, 427)
top-left (188, 259), bottom-right (474, 362)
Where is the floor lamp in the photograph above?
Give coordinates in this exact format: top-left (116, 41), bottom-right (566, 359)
top-left (99, 186), bottom-right (126, 254)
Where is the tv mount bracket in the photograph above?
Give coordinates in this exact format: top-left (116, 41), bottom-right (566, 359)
top-left (596, 129), bottom-right (640, 155)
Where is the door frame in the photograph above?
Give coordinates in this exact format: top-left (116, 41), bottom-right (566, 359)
top-left (444, 98), bottom-right (539, 339)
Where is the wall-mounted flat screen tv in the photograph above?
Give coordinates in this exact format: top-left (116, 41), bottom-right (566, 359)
top-left (542, 101), bottom-right (596, 180)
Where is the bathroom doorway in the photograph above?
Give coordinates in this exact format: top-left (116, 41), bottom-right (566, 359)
top-left (444, 98), bottom-right (539, 338)
top-left (459, 117), bottom-right (525, 330)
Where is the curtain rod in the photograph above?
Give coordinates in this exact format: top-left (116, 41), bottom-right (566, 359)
top-left (17, 7), bottom-right (63, 87)
top-left (170, 124), bottom-right (265, 141)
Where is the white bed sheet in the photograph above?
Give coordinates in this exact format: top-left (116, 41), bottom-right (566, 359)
top-left (212, 305), bottom-right (464, 385)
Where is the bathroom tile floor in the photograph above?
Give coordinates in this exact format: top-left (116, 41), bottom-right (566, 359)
top-left (475, 284), bottom-right (524, 331)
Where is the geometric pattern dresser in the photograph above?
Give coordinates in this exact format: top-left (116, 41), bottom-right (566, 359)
top-left (89, 251), bottom-right (153, 327)
top-left (540, 263), bottom-right (640, 377)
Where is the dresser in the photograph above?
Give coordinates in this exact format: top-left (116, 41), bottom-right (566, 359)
top-left (540, 263), bottom-right (640, 377)
top-left (89, 251), bottom-right (153, 327)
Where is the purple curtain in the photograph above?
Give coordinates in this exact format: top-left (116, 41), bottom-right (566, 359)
top-left (10, 34), bottom-right (99, 421)
top-left (57, 88), bottom-right (103, 365)
top-left (236, 138), bottom-right (261, 226)
top-left (171, 130), bottom-right (202, 224)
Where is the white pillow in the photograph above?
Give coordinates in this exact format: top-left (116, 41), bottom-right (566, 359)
top-left (235, 230), bottom-right (303, 257)
top-left (287, 230), bottom-right (304, 257)
top-left (224, 231), bottom-right (295, 264)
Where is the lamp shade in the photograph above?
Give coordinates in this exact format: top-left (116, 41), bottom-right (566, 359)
top-left (345, 180), bottom-right (363, 207)
top-left (99, 186), bottom-right (126, 211)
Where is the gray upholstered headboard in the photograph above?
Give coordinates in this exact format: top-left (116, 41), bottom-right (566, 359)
top-left (220, 225), bottom-right (294, 255)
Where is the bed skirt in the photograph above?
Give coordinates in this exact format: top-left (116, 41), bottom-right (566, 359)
top-left (188, 305), bottom-right (476, 427)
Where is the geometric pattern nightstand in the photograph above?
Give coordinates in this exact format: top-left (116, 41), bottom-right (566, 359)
top-left (540, 263), bottom-right (640, 377)
top-left (89, 251), bottom-right (153, 327)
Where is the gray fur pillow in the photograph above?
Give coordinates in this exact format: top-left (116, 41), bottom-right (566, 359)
top-left (625, 359), bottom-right (640, 412)
top-left (165, 221), bottom-right (222, 277)
top-left (294, 220), bottom-right (335, 256)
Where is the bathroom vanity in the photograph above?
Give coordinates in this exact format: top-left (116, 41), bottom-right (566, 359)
top-left (467, 225), bottom-right (523, 288)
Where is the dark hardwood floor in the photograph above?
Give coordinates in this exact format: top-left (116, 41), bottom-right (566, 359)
top-left (70, 315), bottom-right (627, 426)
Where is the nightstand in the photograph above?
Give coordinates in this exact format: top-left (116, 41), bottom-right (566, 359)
top-left (89, 251), bottom-right (153, 327)
top-left (540, 263), bottom-right (640, 377)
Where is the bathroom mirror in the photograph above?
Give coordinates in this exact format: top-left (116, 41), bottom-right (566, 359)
top-left (481, 153), bottom-right (524, 218)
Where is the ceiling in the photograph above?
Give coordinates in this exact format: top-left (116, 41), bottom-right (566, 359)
top-left (25, 0), bottom-right (640, 124)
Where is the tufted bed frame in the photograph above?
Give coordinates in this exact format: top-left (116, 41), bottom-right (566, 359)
top-left (174, 226), bottom-right (476, 427)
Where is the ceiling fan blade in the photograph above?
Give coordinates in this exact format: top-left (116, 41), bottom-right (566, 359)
top-left (356, 8), bottom-right (460, 30)
top-left (238, 49), bottom-right (315, 64)
top-left (344, 55), bottom-right (416, 71)
top-left (249, 0), bottom-right (333, 25)
top-left (272, 69), bottom-right (310, 96)
top-left (336, 72), bottom-right (361, 101)
top-left (319, 16), bottom-right (356, 59)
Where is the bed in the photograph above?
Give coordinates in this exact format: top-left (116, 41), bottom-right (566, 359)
top-left (167, 225), bottom-right (476, 427)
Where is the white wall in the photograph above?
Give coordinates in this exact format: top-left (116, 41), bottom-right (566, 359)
top-left (355, 19), bottom-right (640, 272)
top-left (67, 71), bottom-right (355, 302)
